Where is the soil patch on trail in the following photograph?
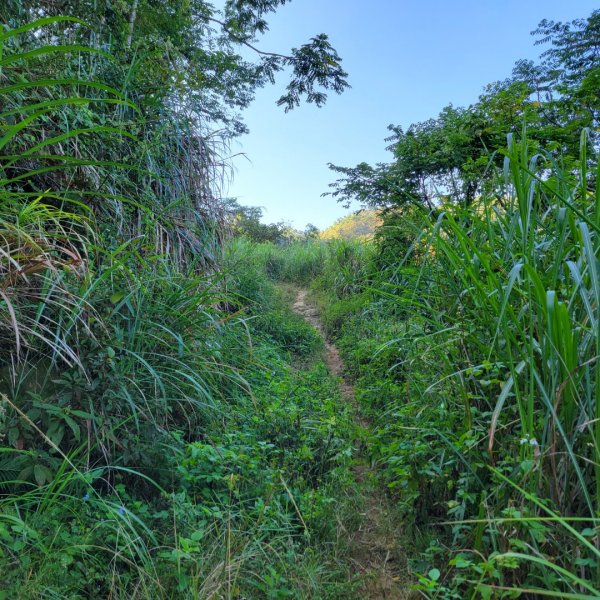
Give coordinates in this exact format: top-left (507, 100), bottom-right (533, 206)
top-left (291, 288), bottom-right (412, 599)
top-left (292, 289), bottom-right (354, 401)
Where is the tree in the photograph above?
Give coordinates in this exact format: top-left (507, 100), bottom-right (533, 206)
top-left (303, 223), bottom-right (320, 240)
top-left (225, 199), bottom-right (286, 242)
top-left (326, 9), bottom-right (599, 215)
top-left (326, 104), bottom-right (496, 212)
top-left (2, 1), bottom-right (350, 134)
top-left (512, 10), bottom-right (600, 151)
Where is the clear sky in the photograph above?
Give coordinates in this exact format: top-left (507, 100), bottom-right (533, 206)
top-left (226, 0), bottom-right (598, 230)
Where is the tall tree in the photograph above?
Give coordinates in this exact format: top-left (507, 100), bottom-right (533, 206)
top-left (1, 1), bottom-right (350, 134)
top-left (513, 9), bottom-right (600, 151)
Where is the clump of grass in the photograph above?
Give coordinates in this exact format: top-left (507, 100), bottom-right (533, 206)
top-left (0, 17), bottom-right (358, 598)
top-left (402, 131), bottom-right (600, 595)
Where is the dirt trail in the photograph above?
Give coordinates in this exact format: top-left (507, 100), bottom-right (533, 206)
top-left (292, 289), bottom-right (355, 401)
top-left (291, 288), bottom-right (411, 599)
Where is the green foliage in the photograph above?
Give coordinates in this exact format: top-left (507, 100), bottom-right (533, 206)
top-left (326, 104), bottom-right (500, 212)
top-left (246, 239), bottom-right (329, 285)
top-left (314, 132), bottom-right (600, 597)
top-left (242, 238), bottom-right (376, 301)
top-left (316, 21), bottom-right (600, 595)
top-left (514, 10), bottom-right (600, 142)
top-left (327, 9), bottom-right (599, 215)
top-left (5, 5), bottom-right (600, 599)
top-left (0, 11), bottom-right (355, 599)
top-left (224, 238), bottom-right (323, 355)
top-left (225, 199), bottom-right (310, 245)
top-left (3, 0), bottom-right (349, 131)
top-left (225, 200), bottom-right (322, 246)
top-left (227, 200), bottom-right (287, 243)
top-left (0, 231), bottom-right (358, 598)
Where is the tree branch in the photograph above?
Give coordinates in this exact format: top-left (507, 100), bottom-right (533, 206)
top-left (206, 16), bottom-right (291, 61)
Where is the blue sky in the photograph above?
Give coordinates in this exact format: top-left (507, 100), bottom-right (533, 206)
top-left (226, 1), bottom-right (598, 230)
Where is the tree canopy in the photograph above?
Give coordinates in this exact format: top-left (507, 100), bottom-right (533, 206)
top-left (2, 1), bottom-right (350, 136)
top-left (326, 9), bottom-right (599, 213)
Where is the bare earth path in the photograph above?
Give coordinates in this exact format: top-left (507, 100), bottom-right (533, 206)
top-left (291, 288), bottom-right (411, 599)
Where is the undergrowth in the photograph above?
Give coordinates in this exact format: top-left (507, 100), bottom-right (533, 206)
top-left (260, 132), bottom-right (600, 598)
top-left (0, 237), bottom-right (360, 599)
top-left (0, 17), bottom-right (358, 599)
top-left (3, 8), bottom-right (600, 600)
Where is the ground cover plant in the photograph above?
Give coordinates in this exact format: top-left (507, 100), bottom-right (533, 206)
top-left (303, 11), bottom-right (600, 596)
top-left (261, 124), bottom-right (600, 597)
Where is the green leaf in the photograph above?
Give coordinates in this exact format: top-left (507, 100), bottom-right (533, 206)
top-left (33, 464), bottom-right (52, 486)
top-left (110, 292), bottom-right (125, 304)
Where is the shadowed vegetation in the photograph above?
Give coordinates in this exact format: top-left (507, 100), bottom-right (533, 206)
top-left (0, 5), bottom-right (358, 598)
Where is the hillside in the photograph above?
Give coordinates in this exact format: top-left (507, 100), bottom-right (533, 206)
top-left (321, 210), bottom-right (382, 240)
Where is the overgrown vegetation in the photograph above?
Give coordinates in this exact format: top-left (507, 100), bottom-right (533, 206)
top-left (0, 4), bottom-right (358, 598)
top-left (1, 230), bottom-right (359, 597)
top-left (251, 10), bottom-right (600, 598)
top-left (263, 127), bottom-right (600, 595)
top-left (2, 3), bottom-right (599, 598)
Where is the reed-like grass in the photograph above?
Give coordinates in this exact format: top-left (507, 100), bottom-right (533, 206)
top-left (361, 131), bottom-right (600, 595)
top-left (267, 130), bottom-right (600, 596)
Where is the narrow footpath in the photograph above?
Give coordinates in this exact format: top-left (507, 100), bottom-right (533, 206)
top-left (291, 288), bottom-right (412, 599)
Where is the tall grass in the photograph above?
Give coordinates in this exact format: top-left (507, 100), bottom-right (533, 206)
top-left (0, 17), bottom-right (245, 597)
top-left (240, 237), bottom-right (374, 295)
top-left (266, 131), bottom-right (600, 596)
top-left (0, 14), bottom-right (362, 600)
top-left (366, 131), bottom-right (600, 596)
